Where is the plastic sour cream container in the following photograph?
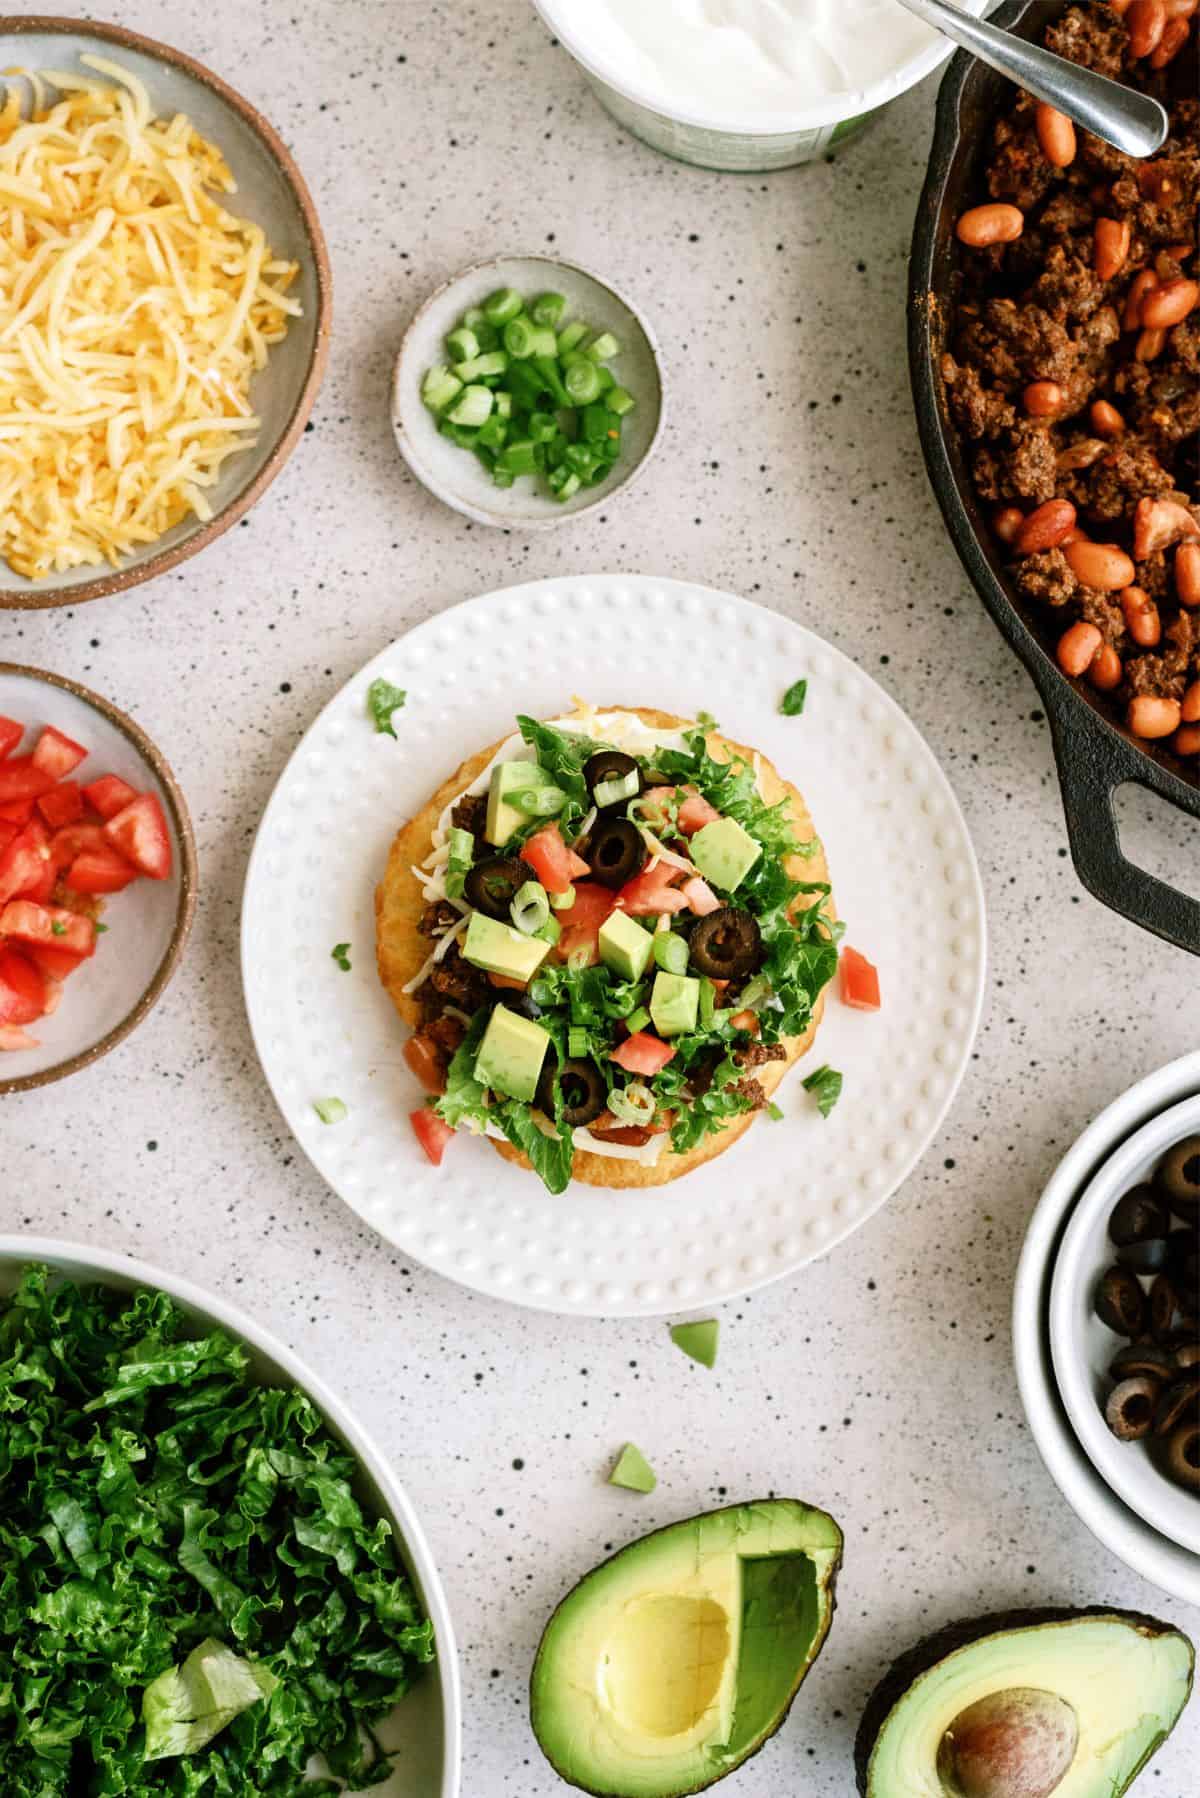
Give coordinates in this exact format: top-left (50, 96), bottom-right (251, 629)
top-left (531, 0), bottom-right (990, 171)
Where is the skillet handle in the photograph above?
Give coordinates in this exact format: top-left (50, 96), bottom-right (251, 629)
top-left (1037, 670), bottom-right (1200, 955)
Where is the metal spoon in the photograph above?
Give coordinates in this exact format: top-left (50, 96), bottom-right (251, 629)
top-left (894, 0), bottom-right (1169, 157)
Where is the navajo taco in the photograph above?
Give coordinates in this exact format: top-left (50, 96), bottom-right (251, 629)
top-left (376, 705), bottom-right (840, 1193)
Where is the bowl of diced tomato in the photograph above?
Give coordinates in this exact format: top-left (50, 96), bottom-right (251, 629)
top-left (0, 665), bottom-right (197, 1093)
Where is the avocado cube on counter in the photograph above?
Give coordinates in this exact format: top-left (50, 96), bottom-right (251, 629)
top-left (598, 909), bottom-right (654, 982)
top-left (474, 1005), bottom-right (550, 1104)
top-left (689, 816), bottom-right (762, 892)
top-left (486, 760), bottom-right (542, 846)
top-left (463, 911), bottom-right (550, 985)
top-left (650, 972), bottom-right (700, 1038)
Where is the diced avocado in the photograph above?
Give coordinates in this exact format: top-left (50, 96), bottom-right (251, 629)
top-left (463, 911), bottom-right (550, 985)
top-left (531, 1499), bottom-right (843, 1798)
top-left (474, 1005), bottom-right (550, 1104)
top-left (599, 910), bottom-right (654, 982)
top-left (608, 1443), bottom-right (657, 1494)
top-left (669, 1319), bottom-right (719, 1369)
top-left (689, 817), bottom-right (762, 893)
top-left (856, 1607), bottom-right (1195, 1798)
top-left (650, 972), bottom-right (700, 1038)
top-left (486, 760), bottom-right (543, 847)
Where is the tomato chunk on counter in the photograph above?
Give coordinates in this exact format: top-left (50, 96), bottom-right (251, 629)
top-left (103, 793), bottom-right (171, 880)
top-left (411, 1108), bottom-right (455, 1166)
top-left (840, 945), bottom-right (881, 1011)
top-left (0, 901), bottom-right (96, 958)
top-left (82, 773), bottom-right (137, 821)
top-left (31, 726), bottom-right (87, 780)
top-left (0, 948), bottom-right (45, 1026)
top-left (610, 1032), bottom-right (677, 1076)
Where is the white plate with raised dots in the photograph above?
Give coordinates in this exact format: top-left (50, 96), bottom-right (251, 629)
top-left (241, 576), bottom-right (986, 1317)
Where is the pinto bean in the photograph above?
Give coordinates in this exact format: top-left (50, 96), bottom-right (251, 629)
top-left (1065, 539), bottom-right (1136, 590)
top-left (1128, 694), bottom-right (1182, 739)
top-left (1120, 586), bottom-right (1161, 647)
top-left (1035, 102), bottom-right (1076, 168)
top-left (957, 203), bottom-right (1024, 248)
top-left (1095, 217), bottom-right (1133, 281)
top-left (1090, 400), bottom-right (1125, 438)
top-left (1088, 644), bottom-right (1124, 692)
top-left (1014, 499), bottom-right (1077, 556)
top-left (1141, 278), bottom-right (1199, 328)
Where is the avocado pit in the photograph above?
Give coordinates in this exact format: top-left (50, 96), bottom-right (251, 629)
top-left (936, 1688), bottom-right (1078, 1798)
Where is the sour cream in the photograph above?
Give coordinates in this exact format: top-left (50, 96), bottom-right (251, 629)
top-left (540, 0), bottom-right (974, 124)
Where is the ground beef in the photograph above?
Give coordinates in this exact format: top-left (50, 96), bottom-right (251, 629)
top-left (943, 2), bottom-right (1200, 746)
top-left (735, 1042), bottom-right (787, 1071)
top-left (420, 900), bottom-right (461, 937)
top-left (729, 1077), bottom-right (769, 1111)
top-left (426, 943), bottom-right (489, 1013)
top-left (450, 792), bottom-right (488, 853)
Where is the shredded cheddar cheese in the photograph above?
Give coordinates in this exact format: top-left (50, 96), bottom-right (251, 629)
top-left (0, 55), bottom-right (301, 580)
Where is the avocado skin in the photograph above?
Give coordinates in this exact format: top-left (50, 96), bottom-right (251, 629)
top-left (853, 1606), bottom-right (1196, 1797)
top-left (530, 1499), bottom-right (843, 1798)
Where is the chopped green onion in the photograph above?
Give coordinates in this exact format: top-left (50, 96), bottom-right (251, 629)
top-left (653, 932), bottom-right (688, 976)
top-left (528, 410), bottom-right (559, 444)
top-left (625, 1005), bottom-right (651, 1035)
top-left (499, 439), bottom-right (539, 476)
top-left (330, 942), bottom-right (352, 971)
top-left (535, 914), bottom-right (562, 945)
top-left (495, 389), bottom-right (513, 420)
top-left (533, 355), bottom-right (572, 407)
top-left (593, 769), bottom-right (640, 808)
top-left (802, 1064), bottom-right (843, 1119)
top-left (557, 320), bottom-right (588, 354)
top-left (567, 1026), bottom-right (589, 1059)
top-left (550, 886), bottom-right (577, 912)
top-left (609, 1443), bottom-right (656, 1494)
top-left (563, 357), bottom-right (602, 405)
top-left (447, 384), bottom-right (493, 428)
top-left (483, 286), bottom-right (523, 325)
top-left (51, 920), bottom-right (68, 938)
top-left (609, 1081), bottom-right (655, 1126)
top-left (549, 468), bottom-right (581, 501)
top-left (455, 351), bottom-right (509, 382)
top-left (462, 306), bottom-right (487, 331)
top-left (476, 415), bottom-right (508, 450)
top-left (313, 1097), bottom-right (348, 1126)
top-left (531, 292), bottom-right (566, 327)
top-left (780, 678), bottom-right (808, 717)
top-left (511, 786), bottom-right (567, 817)
top-left (421, 364), bottom-right (462, 413)
top-left (445, 325), bottom-right (479, 364)
top-left (511, 879), bottom-right (551, 936)
top-left (669, 1319), bottom-right (719, 1369)
top-left (587, 330), bottom-right (620, 362)
top-left (367, 678), bottom-right (406, 737)
top-left (698, 978), bottom-right (717, 1029)
top-left (503, 316), bottom-right (536, 359)
top-left (607, 385), bottom-right (636, 416)
top-left (448, 827), bottom-right (474, 871)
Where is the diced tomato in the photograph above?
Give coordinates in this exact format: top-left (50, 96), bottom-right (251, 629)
top-left (0, 948), bottom-right (45, 1026)
top-left (488, 971), bottom-right (528, 991)
top-left (554, 881), bottom-right (615, 966)
top-left (404, 1033), bottom-right (447, 1094)
top-left (411, 1108), bottom-right (455, 1167)
top-left (65, 847), bottom-right (139, 895)
top-left (0, 1023), bottom-right (39, 1051)
top-left (0, 798), bottom-right (34, 826)
top-left (729, 1010), bottom-right (760, 1035)
top-left (677, 789), bottom-right (721, 836)
top-left (82, 773), bottom-right (137, 821)
top-left (0, 717), bottom-right (23, 760)
top-left (31, 726), bottom-right (87, 780)
top-left (616, 861), bottom-right (690, 917)
top-left (36, 782), bottom-right (84, 830)
top-left (0, 758), bottom-right (56, 805)
top-left (40, 976), bottom-right (63, 1017)
top-left (589, 1124), bottom-right (653, 1147)
top-left (0, 821), bottom-right (18, 856)
top-left (681, 875), bottom-right (720, 916)
top-left (24, 942), bottom-right (89, 982)
top-left (0, 901), bottom-right (95, 958)
top-left (565, 847), bottom-right (591, 881)
top-left (840, 945), bottom-right (882, 1012)
top-left (49, 822), bottom-right (109, 872)
top-left (522, 824), bottom-right (575, 896)
top-left (0, 819), bottom-right (52, 905)
top-left (103, 792), bottom-right (172, 880)
top-left (610, 1032), bottom-right (677, 1076)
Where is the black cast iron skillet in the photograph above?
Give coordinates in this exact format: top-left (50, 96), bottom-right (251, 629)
top-left (910, 0), bottom-right (1200, 956)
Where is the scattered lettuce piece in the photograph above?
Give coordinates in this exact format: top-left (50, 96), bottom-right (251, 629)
top-left (766, 1101), bottom-right (784, 1121)
top-left (609, 1443), bottom-right (657, 1494)
top-left (780, 678), bottom-right (808, 716)
top-left (367, 678), bottom-right (407, 737)
top-left (313, 1096), bottom-right (348, 1125)
top-left (143, 1638), bottom-right (278, 1760)
top-left (331, 942), bottom-right (352, 971)
top-left (669, 1320), bottom-right (719, 1369)
top-left (802, 1064), bottom-right (843, 1118)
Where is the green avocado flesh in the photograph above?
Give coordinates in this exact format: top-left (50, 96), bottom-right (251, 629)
top-left (858, 1609), bottom-right (1195, 1798)
top-left (530, 1498), bottom-right (842, 1797)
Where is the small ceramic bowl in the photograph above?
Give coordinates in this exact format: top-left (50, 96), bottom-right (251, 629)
top-left (0, 17), bottom-right (332, 610)
top-left (0, 665), bottom-right (197, 1094)
top-left (1049, 1093), bottom-right (1200, 1556)
top-left (391, 254), bottom-right (664, 529)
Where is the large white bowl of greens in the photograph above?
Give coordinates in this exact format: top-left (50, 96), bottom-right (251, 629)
top-left (0, 1240), bottom-right (460, 1797)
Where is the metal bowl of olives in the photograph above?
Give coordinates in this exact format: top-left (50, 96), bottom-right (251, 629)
top-left (1050, 1095), bottom-right (1200, 1557)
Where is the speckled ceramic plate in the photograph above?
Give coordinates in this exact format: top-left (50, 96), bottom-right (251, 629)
top-left (241, 577), bottom-right (986, 1318)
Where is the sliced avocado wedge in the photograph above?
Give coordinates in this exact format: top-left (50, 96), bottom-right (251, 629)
top-left (531, 1498), bottom-right (842, 1797)
top-left (855, 1607), bottom-right (1195, 1798)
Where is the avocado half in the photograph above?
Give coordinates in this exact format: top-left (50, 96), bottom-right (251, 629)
top-left (855, 1606), bottom-right (1195, 1798)
top-left (530, 1498), bottom-right (842, 1798)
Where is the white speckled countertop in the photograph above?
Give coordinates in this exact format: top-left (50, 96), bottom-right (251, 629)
top-left (4, 2), bottom-right (1197, 1791)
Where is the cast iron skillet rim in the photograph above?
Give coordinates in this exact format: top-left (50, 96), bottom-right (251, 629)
top-left (910, 0), bottom-right (1200, 955)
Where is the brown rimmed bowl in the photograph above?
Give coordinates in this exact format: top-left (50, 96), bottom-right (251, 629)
top-left (910, 0), bottom-right (1200, 956)
top-left (0, 664), bottom-right (198, 1093)
top-left (0, 17), bottom-right (332, 610)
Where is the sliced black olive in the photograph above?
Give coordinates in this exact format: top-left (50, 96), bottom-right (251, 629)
top-left (1151, 1272), bottom-right (1195, 1341)
top-left (1156, 1134), bottom-right (1200, 1220)
top-left (1175, 1341), bottom-right (1200, 1372)
top-left (585, 817), bottom-right (644, 889)
top-left (1153, 1376), bottom-right (1200, 1438)
top-left (535, 1055), bottom-right (606, 1128)
top-left (1095, 1266), bottom-right (1147, 1337)
top-left (1108, 1184), bottom-right (1168, 1247)
top-left (584, 750), bottom-right (643, 803)
top-left (1166, 1420), bottom-right (1200, 1492)
top-left (1106, 1375), bottom-right (1161, 1442)
top-left (1116, 1236), bottom-right (1170, 1275)
top-left (465, 855), bottom-right (536, 920)
top-left (1109, 1343), bottom-right (1175, 1384)
top-left (688, 907), bottom-right (764, 981)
